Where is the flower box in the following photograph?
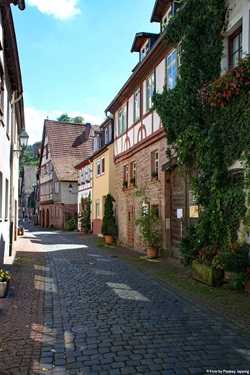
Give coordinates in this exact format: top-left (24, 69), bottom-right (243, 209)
top-left (192, 260), bottom-right (224, 287)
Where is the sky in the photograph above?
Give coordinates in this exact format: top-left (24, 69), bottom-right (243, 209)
top-left (12, 0), bottom-right (160, 145)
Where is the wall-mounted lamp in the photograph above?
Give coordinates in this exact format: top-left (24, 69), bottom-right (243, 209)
top-left (68, 183), bottom-right (73, 193)
top-left (13, 128), bottom-right (29, 155)
top-left (68, 183), bottom-right (77, 194)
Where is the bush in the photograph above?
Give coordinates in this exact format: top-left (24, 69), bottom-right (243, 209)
top-left (212, 242), bottom-right (249, 272)
top-left (179, 225), bottom-right (200, 266)
top-left (65, 217), bottom-right (77, 231)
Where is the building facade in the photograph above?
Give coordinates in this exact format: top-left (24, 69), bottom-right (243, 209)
top-left (105, 0), bottom-right (250, 256)
top-left (0, 3), bottom-right (26, 264)
top-left (38, 120), bottom-right (99, 230)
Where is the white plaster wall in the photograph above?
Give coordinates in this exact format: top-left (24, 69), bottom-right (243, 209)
top-left (222, 0), bottom-right (250, 73)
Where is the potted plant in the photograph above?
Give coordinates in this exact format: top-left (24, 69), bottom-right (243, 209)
top-left (151, 170), bottom-right (158, 180)
top-left (122, 180), bottom-right (128, 189)
top-left (0, 269), bottom-right (10, 298)
top-left (191, 245), bottom-right (224, 287)
top-left (130, 177), bottom-right (135, 186)
top-left (135, 204), bottom-right (162, 258)
top-left (101, 193), bottom-right (118, 244)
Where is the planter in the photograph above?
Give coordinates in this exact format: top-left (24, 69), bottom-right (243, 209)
top-left (224, 271), bottom-right (237, 281)
top-left (192, 260), bottom-right (224, 287)
top-left (0, 280), bottom-right (10, 298)
top-left (245, 280), bottom-right (250, 293)
top-left (147, 246), bottom-right (159, 259)
top-left (105, 235), bottom-right (114, 245)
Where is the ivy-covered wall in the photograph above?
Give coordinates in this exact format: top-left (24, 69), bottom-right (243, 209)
top-left (153, 0), bottom-right (250, 252)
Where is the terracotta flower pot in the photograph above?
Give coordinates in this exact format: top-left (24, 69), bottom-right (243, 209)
top-left (147, 246), bottom-right (159, 259)
top-left (105, 235), bottom-right (114, 245)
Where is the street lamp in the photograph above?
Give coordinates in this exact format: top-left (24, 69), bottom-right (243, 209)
top-left (68, 183), bottom-right (73, 194)
top-left (13, 128), bottom-right (29, 155)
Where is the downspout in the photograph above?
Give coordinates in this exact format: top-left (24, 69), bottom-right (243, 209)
top-left (9, 91), bottom-right (23, 256)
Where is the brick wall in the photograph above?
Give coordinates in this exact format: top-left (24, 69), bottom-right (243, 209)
top-left (115, 136), bottom-right (168, 251)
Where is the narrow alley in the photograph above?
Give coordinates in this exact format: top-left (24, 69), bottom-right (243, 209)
top-left (0, 224), bottom-right (249, 375)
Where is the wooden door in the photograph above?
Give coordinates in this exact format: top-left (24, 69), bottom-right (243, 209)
top-left (165, 166), bottom-right (187, 258)
top-left (127, 205), bottom-right (134, 247)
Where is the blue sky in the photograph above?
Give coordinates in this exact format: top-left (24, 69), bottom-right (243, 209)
top-left (12, 0), bottom-right (159, 145)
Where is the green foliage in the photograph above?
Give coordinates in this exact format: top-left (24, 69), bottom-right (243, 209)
top-left (101, 194), bottom-right (118, 236)
top-left (179, 225), bottom-right (200, 266)
top-left (230, 272), bottom-right (247, 291)
top-left (57, 113), bottom-right (85, 124)
top-left (19, 144), bottom-right (39, 171)
top-left (212, 242), bottom-right (249, 273)
top-left (135, 192), bottom-right (162, 248)
top-left (153, 0), bottom-right (250, 252)
top-left (79, 193), bottom-right (92, 233)
top-left (65, 217), bottom-right (77, 231)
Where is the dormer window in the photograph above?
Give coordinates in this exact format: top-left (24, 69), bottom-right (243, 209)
top-left (141, 42), bottom-right (149, 61)
top-left (93, 136), bottom-right (101, 151)
top-left (161, 7), bottom-right (172, 31)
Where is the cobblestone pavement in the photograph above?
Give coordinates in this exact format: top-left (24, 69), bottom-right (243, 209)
top-left (0, 224), bottom-right (250, 375)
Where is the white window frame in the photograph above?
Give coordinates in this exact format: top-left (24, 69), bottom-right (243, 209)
top-left (96, 200), bottom-right (100, 219)
top-left (118, 104), bottom-right (127, 135)
top-left (166, 49), bottom-right (177, 90)
top-left (134, 88), bottom-right (140, 122)
top-left (141, 41), bottom-right (149, 61)
top-left (146, 72), bottom-right (155, 111)
top-left (0, 172), bottom-right (2, 220)
top-left (101, 157), bottom-right (105, 174)
top-left (96, 159), bottom-right (101, 176)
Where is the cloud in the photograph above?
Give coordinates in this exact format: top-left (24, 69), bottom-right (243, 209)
top-left (26, 0), bottom-right (81, 20)
top-left (24, 107), bottom-right (104, 145)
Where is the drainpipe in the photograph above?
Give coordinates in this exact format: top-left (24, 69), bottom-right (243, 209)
top-left (9, 91), bottom-right (23, 257)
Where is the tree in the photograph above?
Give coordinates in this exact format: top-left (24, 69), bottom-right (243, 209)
top-left (101, 194), bottom-right (118, 236)
top-left (79, 193), bottom-right (92, 233)
top-left (57, 113), bottom-right (71, 122)
top-left (57, 113), bottom-right (85, 124)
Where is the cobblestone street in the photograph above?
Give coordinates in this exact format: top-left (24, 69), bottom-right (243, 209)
top-left (0, 224), bottom-right (249, 375)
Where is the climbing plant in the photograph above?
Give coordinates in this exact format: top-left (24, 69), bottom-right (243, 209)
top-left (153, 0), bottom-right (250, 251)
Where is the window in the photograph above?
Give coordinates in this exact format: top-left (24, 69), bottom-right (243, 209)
top-left (94, 136), bottom-right (101, 151)
top-left (229, 27), bottom-right (242, 67)
top-left (151, 150), bottom-right (159, 180)
top-left (229, 169), bottom-right (244, 186)
top-left (0, 172), bottom-right (2, 220)
top-left (141, 41), bottom-right (149, 60)
top-left (96, 160), bottom-right (101, 176)
top-left (124, 164), bottom-right (128, 182)
top-left (0, 60), bottom-right (4, 117)
top-left (101, 157), bottom-right (105, 174)
top-left (54, 182), bottom-right (59, 193)
top-left (131, 162), bottom-right (136, 179)
top-left (96, 200), bottom-right (100, 219)
top-left (86, 165), bottom-right (91, 182)
top-left (105, 128), bottom-right (109, 144)
top-left (5, 178), bottom-right (9, 221)
top-left (118, 104), bottom-right (127, 135)
top-left (166, 49), bottom-right (177, 90)
top-left (134, 88), bottom-right (140, 122)
top-left (146, 72), bottom-right (155, 111)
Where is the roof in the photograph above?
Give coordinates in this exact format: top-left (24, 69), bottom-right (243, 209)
top-left (131, 32), bottom-right (159, 52)
top-left (150, 0), bottom-right (172, 23)
top-left (42, 120), bottom-right (99, 181)
top-left (2, 5), bottom-right (25, 130)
